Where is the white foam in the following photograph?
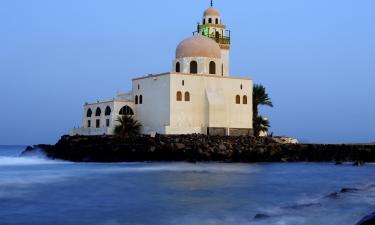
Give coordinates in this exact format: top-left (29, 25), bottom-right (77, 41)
top-left (96, 163), bottom-right (261, 174)
top-left (0, 156), bottom-right (66, 166)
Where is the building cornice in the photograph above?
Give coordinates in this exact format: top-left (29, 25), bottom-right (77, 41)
top-left (132, 72), bottom-right (253, 81)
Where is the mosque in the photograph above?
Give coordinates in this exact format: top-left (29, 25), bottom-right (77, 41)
top-left (71, 2), bottom-right (254, 137)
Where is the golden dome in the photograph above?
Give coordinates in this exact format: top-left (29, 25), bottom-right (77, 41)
top-left (204, 7), bottom-right (221, 17)
top-left (176, 34), bottom-right (222, 59)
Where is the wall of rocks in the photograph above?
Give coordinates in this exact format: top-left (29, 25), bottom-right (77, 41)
top-left (22, 134), bottom-right (375, 163)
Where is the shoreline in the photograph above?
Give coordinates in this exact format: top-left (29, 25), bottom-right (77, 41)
top-left (22, 134), bottom-right (375, 163)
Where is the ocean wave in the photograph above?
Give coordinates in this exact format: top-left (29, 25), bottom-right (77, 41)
top-left (0, 156), bottom-right (67, 166)
top-left (95, 163), bottom-right (261, 174)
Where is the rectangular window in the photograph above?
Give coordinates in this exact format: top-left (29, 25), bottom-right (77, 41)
top-left (87, 120), bottom-right (91, 128)
top-left (96, 119), bottom-right (100, 128)
top-left (106, 119), bottom-right (110, 127)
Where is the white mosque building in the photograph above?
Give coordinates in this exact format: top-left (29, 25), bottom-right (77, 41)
top-left (71, 3), bottom-right (254, 137)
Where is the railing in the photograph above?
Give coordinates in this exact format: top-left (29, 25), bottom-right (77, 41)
top-left (205, 34), bottom-right (231, 45)
top-left (194, 26), bottom-right (231, 45)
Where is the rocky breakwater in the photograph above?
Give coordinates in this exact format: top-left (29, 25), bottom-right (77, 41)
top-left (22, 134), bottom-right (375, 163)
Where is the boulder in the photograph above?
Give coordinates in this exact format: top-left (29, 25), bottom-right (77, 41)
top-left (340, 188), bottom-right (360, 193)
top-left (175, 143), bottom-right (186, 150)
top-left (254, 214), bottom-right (270, 220)
top-left (218, 144), bottom-right (227, 151)
top-left (355, 212), bottom-right (375, 225)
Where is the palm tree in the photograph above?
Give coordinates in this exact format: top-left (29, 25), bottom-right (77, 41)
top-left (253, 116), bottom-right (270, 137)
top-left (253, 84), bottom-right (273, 136)
top-left (114, 115), bottom-right (142, 138)
top-left (253, 84), bottom-right (273, 119)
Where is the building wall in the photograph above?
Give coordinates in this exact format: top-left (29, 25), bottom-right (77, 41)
top-left (73, 72), bottom-right (252, 136)
top-left (72, 100), bottom-right (134, 136)
top-left (172, 57), bottom-right (226, 77)
top-left (168, 73), bottom-right (253, 135)
top-left (202, 15), bottom-right (222, 27)
top-left (221, 49), bottom-right (230, 76)
top-left (132, 74), bottom-right (171, 134)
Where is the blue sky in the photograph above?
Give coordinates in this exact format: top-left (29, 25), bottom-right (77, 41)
top-left (0, 0), bottom-right (374, 145)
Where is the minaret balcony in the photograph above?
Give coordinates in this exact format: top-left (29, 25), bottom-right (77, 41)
top-left (199, 24), bottom-right (226, 29)
top-left (205, 34), bottom-right (231, 46)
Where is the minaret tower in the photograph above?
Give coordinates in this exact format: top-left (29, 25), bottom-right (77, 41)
top-left (197, 1), bottom-right (231, 76)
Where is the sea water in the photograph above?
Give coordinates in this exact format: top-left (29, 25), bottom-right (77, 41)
top-left (0, 145), bottom-right (374, 225)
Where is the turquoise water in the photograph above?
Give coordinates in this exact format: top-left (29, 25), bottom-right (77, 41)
top-left (0, 145), bottom-right (374, 225)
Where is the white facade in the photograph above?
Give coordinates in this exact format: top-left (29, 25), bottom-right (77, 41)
top-left (71, 93), bottom-right (135, 136)
top-left (132, 73), bottom-right (252, 136)
top-left (71, 5), bottom-right (253, 137)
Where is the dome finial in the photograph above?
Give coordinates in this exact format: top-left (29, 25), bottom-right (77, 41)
top-left (210, 0), bottom-right (213, 7)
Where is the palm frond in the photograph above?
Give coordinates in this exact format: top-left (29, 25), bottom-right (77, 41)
top-left (114, 115), bottom-right (142, 138)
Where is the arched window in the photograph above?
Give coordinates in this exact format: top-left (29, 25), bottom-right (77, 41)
top-left (176, 91), bottom-right (182, 101)
top-left (240, 84), bottom-right (243, 90)
top-left (138, 84), bottom-right (140, 90)
top-left (95, 107), bottom-right (101, 117)
top-left (209, 61), bottom-right (216, 74)
top-left (190, 61), bottom-right (198, 74)
top-left (182, 80), bottom-right (185, 86)
top-left (203, 19), bottom-right (206, 24)
top-left (119, 106), bottom-right (134, 115)
top-left (243, 95), bottom-right (248, 105)
top-left (139, 95), bottom-right (143, 104)
top-left (208, 18), bottom-right (212, 24)
top-left (135, 95), bottom-right (138, 104)
top-left (215, 18), bottom-right (219, 24)
top-left (105, 106), bottom-right (111, 116)
top-left (176, 62), bottom-right (180, 73)
top-left (236, 95), bottom-right (241, 104)
top-left (185, 92), bottom-right (190, 102)
top-left (86, 108), bottom-right (92, 118)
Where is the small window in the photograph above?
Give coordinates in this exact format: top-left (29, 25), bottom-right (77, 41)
top-left (215, 18), bottom-right (219, 24)
top-left (106, 119), bottom-right (110, 127)
top-left (190, 61), bottom-right (198, 74)
top-left (236, 95), bottom-right (241, 104)
top-left (185, 92), bottom-right (190, 102)
top-left (177, 91), bottom-right (182, 101)
top-left (208, 18), bottom-right (212, 24)
top-left (135, 95), bottom-right (138, 104)
top-left (87, 120), bottom-right (91, 128)
top-left (240, 84), bottom-right (243, 90)
top-left (182, 80), bottom-right (185, 86)
top-left (139, 95), bottom-right (143, 104)
top-left (222, 64), bottom-right (224, 76)
top-left (95, 107), bottom-right (101, 117)
top-left (243, 95), bottom-right (248, 105)
top-left (86, 108), bottom-right (92, 118)
top-left (138, 84), bottom-right (140, 90)
top-left (209, 61), bottom-right (216, 74)
top-left (105, 106), bottom-right (111, 116)
top-left (203, 19), bottom-right (206, 24)
top-left (176, 62), bottom-right (181, 73)
top-left (96, 119), bottom-right (100, 128)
